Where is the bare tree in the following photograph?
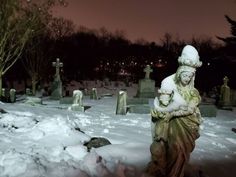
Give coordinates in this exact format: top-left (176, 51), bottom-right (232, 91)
top-left (0, 0), bottom-right (40, 97)
top-left (48, 17), bottom-right (76, 39)
top-left (22, 0), bottom-right (70, 95)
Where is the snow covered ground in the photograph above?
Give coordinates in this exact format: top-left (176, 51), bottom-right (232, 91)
top-left (0, 83), bottom-right (235, 177)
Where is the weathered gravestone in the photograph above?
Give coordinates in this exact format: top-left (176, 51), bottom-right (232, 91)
top-left (9, 89), bottom-right (16, 103)
top-left (218, 76), bottom-right (232, 110)
top-left (1, 88), bottom-right (10, 102)
top-left (116, 90), bottom-right (127, 115)
top-left (127, 97), bottom-right (151, 114)
top-left (123, 65), bottom-right (155, 114)
top-left (26, 88), bottom-right (32, 96)
top-left (136, 65), bottom-right (155, 98)
top-left (51, 58), bottom-right (63, 100)
top-left (90, 88), bottom-right (98, 100)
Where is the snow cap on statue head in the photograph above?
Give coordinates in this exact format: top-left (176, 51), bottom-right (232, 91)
top-left (174, 45), bottom-right (202, 88)
top-left (177, 45), bottom-right (202, 73)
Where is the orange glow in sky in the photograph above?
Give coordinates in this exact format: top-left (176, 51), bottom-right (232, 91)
top-left (53, 0), bottom-right (236, 43)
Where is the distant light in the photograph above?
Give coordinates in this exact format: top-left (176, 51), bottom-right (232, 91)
top-left (207, 62), bottom-right (210, 66)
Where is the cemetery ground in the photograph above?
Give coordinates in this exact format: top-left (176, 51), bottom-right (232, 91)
top-left (0, 81), bottom-right (236, 177)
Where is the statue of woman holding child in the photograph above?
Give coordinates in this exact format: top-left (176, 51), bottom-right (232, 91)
top-left (146, 45), bottom-right (202, 177)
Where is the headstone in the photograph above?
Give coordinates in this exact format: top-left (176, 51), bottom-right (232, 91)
top-left (1, 88), bottom-right (10, 102)
top-left (104, 78), bottom-right (110, 86)
top-left (136, 65), bottom-right (155, 98)
top-left (68, 90), bottom-right (84, 112)
top-left (90, 88), bottom-right (98, 100)
top-left (26, 88), bottom-right (32, 96)
top-left (84, 88), bottom-right (89, 96)
top-left (51, 58), bottom-right (63, 100)
top-left (116, 90), bottom-right (127, 115)
top-left (9, 89), bottom-right (16, 103)
top-left (218, 76), bottom-right (232, 110)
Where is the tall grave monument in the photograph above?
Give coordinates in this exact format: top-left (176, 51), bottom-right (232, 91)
top-left (136, 65), bottom-right (155, 98)
top-left (218, 76), bottom-right (232, 110)
top-left (51, 58), bottom-right (63, 100)
top-left (126, 65), bottom-right (155, 114)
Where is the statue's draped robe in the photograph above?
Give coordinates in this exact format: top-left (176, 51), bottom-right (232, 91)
top-left (150, 74), bottom-right (202, 177)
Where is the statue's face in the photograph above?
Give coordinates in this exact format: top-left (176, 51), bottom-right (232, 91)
top-left (159, 94), bottom-right (171, 106)
top-left (180, 71), bottom-right (194, 86)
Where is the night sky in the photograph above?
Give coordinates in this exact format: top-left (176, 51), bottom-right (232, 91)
top-left (54, 0), bottom-right (236, 43)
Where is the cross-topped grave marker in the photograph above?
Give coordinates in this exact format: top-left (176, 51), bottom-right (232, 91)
top-left (52, 58), bottom-right (63, 80)
top-left (144, 65), bottom-right (153, 79)
top-left (136, 65), bottom-right (155, 98)
top-left (51, 58), bottom-right (63, 100)
top-left (219, 75), bottom-right (232, 110)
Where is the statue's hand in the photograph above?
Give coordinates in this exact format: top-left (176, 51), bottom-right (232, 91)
top-left (163, 112), bottom-right (172, 122)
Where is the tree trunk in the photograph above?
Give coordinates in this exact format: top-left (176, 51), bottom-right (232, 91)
top-left (0, 72), bottom-right (2, 98)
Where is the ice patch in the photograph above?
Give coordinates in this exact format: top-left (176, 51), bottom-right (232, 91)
top-left (212, 142), bottom-right (227, 149)
top-left (204, 132), bottom-right (217, 137)
top-left (226, 138), bottom-right (236, 145)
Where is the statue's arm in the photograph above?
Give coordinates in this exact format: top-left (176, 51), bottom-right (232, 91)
top-left (165, 89), bottom-right (201, 120)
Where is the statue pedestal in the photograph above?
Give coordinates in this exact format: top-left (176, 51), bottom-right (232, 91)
top-left (136, 79), bottom-right (155, 98)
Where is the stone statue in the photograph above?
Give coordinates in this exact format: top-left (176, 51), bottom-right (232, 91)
top-left (146, 45), bottom-right (202, 177)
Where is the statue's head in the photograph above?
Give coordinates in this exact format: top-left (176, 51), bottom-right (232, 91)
top-left (158, 89), bottom-right (174, 107)
top-left (175, 45), bottom-right (202, 88)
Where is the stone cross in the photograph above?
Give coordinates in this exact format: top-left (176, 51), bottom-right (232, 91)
top-left (144, 65), bottom-right (153, 79)
top-left (52, 58), bottom-right (63, 79)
